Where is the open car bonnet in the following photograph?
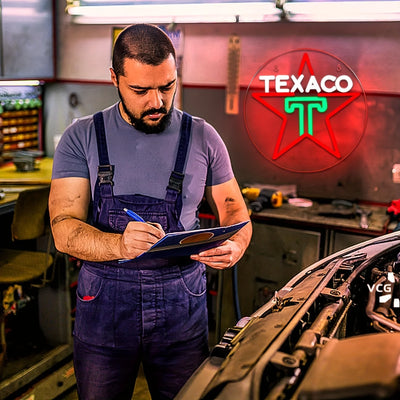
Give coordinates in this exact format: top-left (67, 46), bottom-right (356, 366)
top-left (176, 232), bottom-right (400, 400)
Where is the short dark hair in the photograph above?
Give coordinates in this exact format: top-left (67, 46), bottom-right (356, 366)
top-left (112, 24), bottom-right (176, 78)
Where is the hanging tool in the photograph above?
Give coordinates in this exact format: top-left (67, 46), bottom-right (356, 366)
top-left (225, 34), bottom-right (241, 115)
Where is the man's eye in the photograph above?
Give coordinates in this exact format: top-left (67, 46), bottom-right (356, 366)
top-left (161, 85), bottom-right (174, 93)
top-left (134, 90), bottom-right (147, 95)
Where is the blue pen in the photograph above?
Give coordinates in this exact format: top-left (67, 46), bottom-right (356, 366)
top-left (124, 207), bottom-right (146, 222)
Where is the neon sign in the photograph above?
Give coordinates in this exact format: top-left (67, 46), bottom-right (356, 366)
top-left (244, 49), bottom-right (368, 173)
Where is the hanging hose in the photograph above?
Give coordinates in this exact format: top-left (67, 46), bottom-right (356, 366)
top-left (232, 264), bottom-right (241, 321)
top-left (215, 265), bottom-right (242, 341)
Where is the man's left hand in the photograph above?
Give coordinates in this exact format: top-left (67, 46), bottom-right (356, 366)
top-left (190, 240), bottom-right (242, 270)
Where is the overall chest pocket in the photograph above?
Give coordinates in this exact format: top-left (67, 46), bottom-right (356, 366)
top-left (108, 208), bottom-right (169, 232)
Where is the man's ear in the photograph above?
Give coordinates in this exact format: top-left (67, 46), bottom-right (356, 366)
top-left (110, 68), bottom-right (118, 87)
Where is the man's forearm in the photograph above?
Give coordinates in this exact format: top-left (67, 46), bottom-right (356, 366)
top-left (221, 212), bottom-right (252, 259)
top-left (229, 222), bottom-right (252, 258)
top-left (206, 181), bottom-right (252, 259)
top-left (219, 196), bottom-right (252, 255)
top-left (51, 215), bottom-right (123, 262)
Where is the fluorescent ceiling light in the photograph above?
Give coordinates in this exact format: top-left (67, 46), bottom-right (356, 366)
top-left (0, 80), bottom-right (41, 86)
top-left (283, 1), bottom-right (400, 22)
top-left (66, 2), bottom-right (282, 23)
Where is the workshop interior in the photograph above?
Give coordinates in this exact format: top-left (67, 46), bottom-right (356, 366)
top-left (1, 1), bottom-right (400, 399)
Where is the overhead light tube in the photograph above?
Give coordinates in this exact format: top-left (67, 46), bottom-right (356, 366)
top-left (283, 1), bottom-right (400, 22)
top-left (0, 80), bottom-right (41, 86)
top-left (66, 2), bottom-right (282, 24)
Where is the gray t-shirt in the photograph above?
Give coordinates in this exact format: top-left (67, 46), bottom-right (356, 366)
top-left (52, 104), bottom-right (234, 230)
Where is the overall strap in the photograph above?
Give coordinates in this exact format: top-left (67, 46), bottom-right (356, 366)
top-left (165, 112), bottom-right (192, 209)
top-left (93, 112), bottom-right (114, 209)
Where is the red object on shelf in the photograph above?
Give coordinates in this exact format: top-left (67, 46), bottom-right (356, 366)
top-left (387, 200), bottom-right (400, 218)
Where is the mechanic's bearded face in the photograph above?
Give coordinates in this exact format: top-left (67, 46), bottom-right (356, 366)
top-left (118, 88), bottom-right (174, 134)
top-left (111, 54), bottom-right (177, 134)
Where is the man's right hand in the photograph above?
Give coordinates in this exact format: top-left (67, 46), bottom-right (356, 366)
top-left (119, 221), bottom-right (165, 259)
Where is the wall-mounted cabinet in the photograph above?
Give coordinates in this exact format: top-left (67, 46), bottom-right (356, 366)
top-left (1, 0), bottom-right (54, 79)
top-left (237, 223), bottom-right (322, 318)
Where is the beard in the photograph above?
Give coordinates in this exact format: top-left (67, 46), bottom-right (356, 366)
top-left (118, 88), bottom-right (174, 134)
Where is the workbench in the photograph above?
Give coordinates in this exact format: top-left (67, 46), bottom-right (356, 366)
top-left (250, 201), bottom-right (391, 237)
top-left (0, 158), bottom-right (52, 215)
top-left (0, 157), bottom-right (53, 185)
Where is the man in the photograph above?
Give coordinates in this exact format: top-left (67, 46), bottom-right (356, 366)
top-left (49, 24), bottom-right (252, 400)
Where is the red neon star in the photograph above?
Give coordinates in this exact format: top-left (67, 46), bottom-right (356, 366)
top-left (251, 53), bottom-right (361, 160)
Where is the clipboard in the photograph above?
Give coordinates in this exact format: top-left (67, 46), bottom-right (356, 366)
top-left (121, 220), bottom-right (249, 261)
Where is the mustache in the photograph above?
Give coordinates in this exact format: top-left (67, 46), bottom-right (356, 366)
top-left (141, 107), bottom-right (168, 118)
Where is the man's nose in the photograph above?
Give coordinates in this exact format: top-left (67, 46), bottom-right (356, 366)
top-left (147, 89), bottom-right (163, 109)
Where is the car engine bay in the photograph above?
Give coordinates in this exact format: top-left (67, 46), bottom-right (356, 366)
top-left (176, 232), bottom-right (400, 400)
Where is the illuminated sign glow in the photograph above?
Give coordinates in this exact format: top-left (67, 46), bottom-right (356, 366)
top-left (244, 50), bottom-right (368, 173)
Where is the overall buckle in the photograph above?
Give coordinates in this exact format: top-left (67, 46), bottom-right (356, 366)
top-left (98, 164), bottom-right (115, 185)
top-left (168, 171), bottom-right (184, 192)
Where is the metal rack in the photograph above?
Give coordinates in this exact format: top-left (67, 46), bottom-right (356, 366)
top-left (0, 85), bottom-right (43, 163)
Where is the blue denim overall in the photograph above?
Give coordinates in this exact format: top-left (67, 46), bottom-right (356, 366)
top-left (73, 112), bottom-right (209, 400)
